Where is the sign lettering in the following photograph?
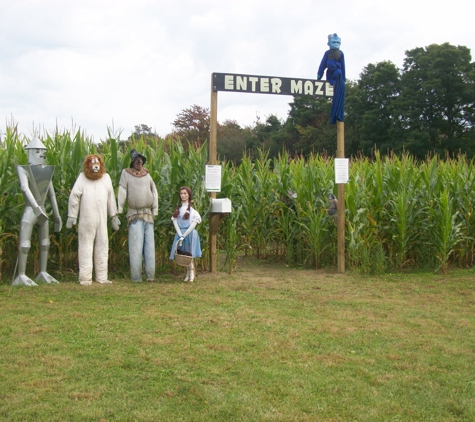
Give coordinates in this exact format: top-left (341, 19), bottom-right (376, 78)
top-left (213, 72), bottom-right (333, 97)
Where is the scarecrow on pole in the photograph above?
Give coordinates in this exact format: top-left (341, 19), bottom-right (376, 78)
top-left (317, 33), bottom-right (346, 124)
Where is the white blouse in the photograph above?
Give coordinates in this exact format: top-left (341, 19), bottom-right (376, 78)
top-left (171, 203), bottom-right (202, 225)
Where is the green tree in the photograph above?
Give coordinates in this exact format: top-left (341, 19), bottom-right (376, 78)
top-left (345, 61), bottom-right (401, 156)
top-left (126, 124), bottom-right (161, 148)
top-left (396, 43), bottom-right (475, 158)
top-left (217, 120), bottom-right (252, 165)
top-left (248, 115), bottom-right (292, 159)
top-left (285, 96), bottom-right (335, 155)
top-left (131, 124), bottom-right (157, 138)
top-left (170, 105), bottom-right (210, 148)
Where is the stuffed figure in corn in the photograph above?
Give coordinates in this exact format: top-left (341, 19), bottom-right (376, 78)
top-left (170, 186), bottom-right (202, 282)
top-left (66, 154), bottom-right (120, 285)
top-left (13, 136), bottom-right (62, 286)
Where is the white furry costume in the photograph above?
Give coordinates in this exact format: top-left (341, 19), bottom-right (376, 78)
top-left (68, 172), bottom-right (118, 284)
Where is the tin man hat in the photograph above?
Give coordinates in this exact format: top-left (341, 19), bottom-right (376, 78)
top-left (25, 136), bottom-right (47, 150)
top-left (130, 149), bottom-right (146, 167)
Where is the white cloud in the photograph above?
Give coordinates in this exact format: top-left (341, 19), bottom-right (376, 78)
top-left (1, 0), bottom-right (474, 141)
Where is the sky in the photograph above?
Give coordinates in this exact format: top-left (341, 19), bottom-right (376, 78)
top-left (1, 0), bottom-right (474, 142)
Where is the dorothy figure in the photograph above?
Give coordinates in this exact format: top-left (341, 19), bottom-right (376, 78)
top-left (170, 186), bottom-right (202, 282)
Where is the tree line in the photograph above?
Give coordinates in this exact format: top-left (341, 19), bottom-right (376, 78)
top-left (130, 42), bottom-right (475, 162)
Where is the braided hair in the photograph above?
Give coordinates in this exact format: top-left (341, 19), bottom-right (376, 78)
top-left (172, 186), bottom-right (193, 220)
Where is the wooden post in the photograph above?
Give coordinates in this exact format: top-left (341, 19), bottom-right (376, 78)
top-left (209, 76), bottom-right (218, 272)
top-left (336, 121), bottom-right (345, 273)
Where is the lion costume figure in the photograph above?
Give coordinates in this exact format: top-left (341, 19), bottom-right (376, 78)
top-left (66, 154), bottom-right (120, 285)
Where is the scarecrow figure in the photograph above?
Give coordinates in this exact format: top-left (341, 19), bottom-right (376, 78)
top-left (13, 137), bottom-right (62, 286)
top-left (117, 149), bottom-right (159, 282)
top-left (317, 33), bottom-right (346, 124)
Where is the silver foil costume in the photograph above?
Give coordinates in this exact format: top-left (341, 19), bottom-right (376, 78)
top-left (13, 137), bottom-right (62, 286)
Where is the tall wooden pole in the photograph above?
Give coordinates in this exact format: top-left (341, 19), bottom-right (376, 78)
top-left (209, 76), bottom-right (218, 272)
top-left (336, 121), bottom-right (345, 273)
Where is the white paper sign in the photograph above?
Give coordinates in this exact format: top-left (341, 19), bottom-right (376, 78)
top-left (335, 158), bottom-right (349, 184)
top-left (206, 165), bottom-right (222, 192)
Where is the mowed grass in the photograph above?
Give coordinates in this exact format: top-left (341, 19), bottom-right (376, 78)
top-left (1, 258), bottom-right (474, 421)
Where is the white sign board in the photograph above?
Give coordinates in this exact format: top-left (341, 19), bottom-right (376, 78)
top-left (206, 165), bottom-right (222, 192)
top-left (335, 158), bottom-right (349, 184)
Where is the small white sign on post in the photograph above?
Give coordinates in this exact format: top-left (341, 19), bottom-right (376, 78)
top-left (335, 158), bottom-right (349, 184)
top-left (206, 165), bottom-right (222, 192)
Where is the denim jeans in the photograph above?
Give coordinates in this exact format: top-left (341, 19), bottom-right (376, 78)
top-left (128, 219), bottom-right (155, 281)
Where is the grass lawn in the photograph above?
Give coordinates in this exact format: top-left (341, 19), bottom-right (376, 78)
top-left (1, 257), bottom-right (474, 421)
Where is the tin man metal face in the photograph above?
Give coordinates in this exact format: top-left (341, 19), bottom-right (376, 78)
top-left (28, 148), bottom-right (47, 166)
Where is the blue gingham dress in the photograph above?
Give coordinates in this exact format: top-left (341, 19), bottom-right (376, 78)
top-left (169, 205), bottom-right (202, 259)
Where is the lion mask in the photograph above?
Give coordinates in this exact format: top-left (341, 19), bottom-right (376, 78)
top-left (83, 154), bottom-right (106, 181)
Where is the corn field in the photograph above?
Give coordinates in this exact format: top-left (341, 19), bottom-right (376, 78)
top-left (1, 128), bottom-right (475, 283)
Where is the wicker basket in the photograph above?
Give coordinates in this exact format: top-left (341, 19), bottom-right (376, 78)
top-left (174, 245), bottom-right (193, 267)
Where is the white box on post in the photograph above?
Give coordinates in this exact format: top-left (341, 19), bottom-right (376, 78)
top-left (211, 198), bottom-right (232, 213)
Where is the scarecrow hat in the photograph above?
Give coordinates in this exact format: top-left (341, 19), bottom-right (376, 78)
top-left (130, 149), bottom-right (146, 167)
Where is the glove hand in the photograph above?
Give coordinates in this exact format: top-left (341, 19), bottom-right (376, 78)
top-left (178, 236), bottom-right (185, 247)
top-left (181, 221), bottom-right (197, 239)
top-left (66, 217), bottom-right (77, 229)
top-left (54, 217), bottom-right (62, 232)
top-left (111, 216), bottom-right (120, 231)
top-left (317, 74), bottom-right (322, 80)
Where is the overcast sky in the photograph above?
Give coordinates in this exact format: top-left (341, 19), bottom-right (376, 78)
top-left (1, 0), bottom-right (474, 142)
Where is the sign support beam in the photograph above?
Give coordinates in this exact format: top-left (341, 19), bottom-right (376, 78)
top-left (208, 72), bottom-right (344, 274)
top-left (336, 121), bottom-right (345, 273)
top-left (209, 75), bottom-right (218, 273)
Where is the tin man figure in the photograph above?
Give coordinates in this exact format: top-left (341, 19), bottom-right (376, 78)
top-left (13, 137), bottom-right (62, 286)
